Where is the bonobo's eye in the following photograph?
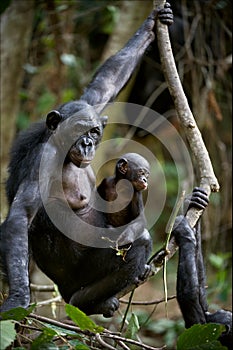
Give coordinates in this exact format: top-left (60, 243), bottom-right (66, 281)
top-left (90, 127), bottom-right (101, 140)
top-left (138, 169), bottom-right (149, 179)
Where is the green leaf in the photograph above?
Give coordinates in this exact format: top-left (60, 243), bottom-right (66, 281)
top-left (43, 323), bottom-right (77, 337)
top-left (125, 313), bottom-right (140, 339)
top-left (0, 304), bottom-right (36, 321)
top-left (65, 304), bottom-right (104, 333)
top-left (0, 320), bottom-right (16, 350)
top-left (177, 324), bottom-right (227, 350)
top-left (68, 339), bottom-right (90, 349)
top-left (31, 327), bottom-right (57, 350)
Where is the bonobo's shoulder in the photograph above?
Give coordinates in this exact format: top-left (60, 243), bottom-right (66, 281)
top-left (11, 121), bottom-right (48, 155)
top-left (6, 121), bottom-right (48, 203)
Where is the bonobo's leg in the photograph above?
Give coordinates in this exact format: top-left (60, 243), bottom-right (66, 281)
top-left (0, 182), bottom-right (40, 312)
top-left (70, 230), bottom-right (152, 317)
top-left (173, 217), bottom-right (207, 327)
top-left (174, 189), bottom-right (232, 349)
top-left (175, 219), bottom-right (232, 348)
top-left (173, 188), bottom-right (209, 328)
top-left (80, 3), bottom-right (173, 113)
top-left (195, 220), bottom-right (208, 313)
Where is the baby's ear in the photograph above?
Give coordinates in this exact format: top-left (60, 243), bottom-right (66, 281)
top-left (117, 158), bottom-right (128, 175)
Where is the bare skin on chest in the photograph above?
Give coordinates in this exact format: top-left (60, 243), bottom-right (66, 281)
top-left (62, 162), bottom-right (95, 210)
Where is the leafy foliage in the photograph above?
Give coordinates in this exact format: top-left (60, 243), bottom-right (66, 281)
top-left (65, 304), bottom-right (104, 333)
top-left (0, 304), bottom-right (35, 321)
top-left (124, 313), bottom-right (140, 339)
top-left (30, 327), bottom-right (57, 350)
top-left (0, 320), bottom-right (16, 350)
top-left (0, 304), bottom-right (100, 349)
top-left (177, 324), bottom-right (227, 350)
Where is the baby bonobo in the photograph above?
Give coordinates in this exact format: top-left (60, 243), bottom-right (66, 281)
top-left (97, 153), bottom-right (150, 247)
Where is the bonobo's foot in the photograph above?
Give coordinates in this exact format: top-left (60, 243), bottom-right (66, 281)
top-left (138, 264), bottom-right (151, 282)
top-left (132, 264), bottom-right (152, 287)
top-left (158, 2), bottom-right (173, 26)
top-left (70, 293), bottom-right (120, 318)
top-left (94, 297), bottom-right (120, 318)
top-left (185, 187), bottom-right (209, 212)
top-left (206, 310), bottom-right (232, 348)
top-left (0, 291), bottom-right (30, 313)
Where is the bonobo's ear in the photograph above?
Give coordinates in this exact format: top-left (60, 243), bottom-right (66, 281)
top-left (117, 158), bottom-right (128, 175)
top-left (100, 115), bottom-right (108, 129)
top-left (46, 110), bottom-right (62, 130)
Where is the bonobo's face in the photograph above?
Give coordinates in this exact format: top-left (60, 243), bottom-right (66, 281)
top-left (46, 107), bottom-right (107, 168)
top-left (117, 153), bottom-right (150, 192)
top-left (68, 126), bottom-right (103, 167)
top-left (132, 167), bottom-right (150, 191)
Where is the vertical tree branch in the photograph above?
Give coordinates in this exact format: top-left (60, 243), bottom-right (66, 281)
top-left (154, 0), bottom-right (220, 228)
top-left (117, 1), bottom-right (221, 299)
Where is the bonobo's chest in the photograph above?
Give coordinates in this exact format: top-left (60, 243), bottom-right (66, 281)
top-left (62, 162), bottom-right (95, 210)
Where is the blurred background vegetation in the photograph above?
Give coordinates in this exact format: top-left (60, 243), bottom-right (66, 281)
top-left (0, 0), bottom-right (232, 348)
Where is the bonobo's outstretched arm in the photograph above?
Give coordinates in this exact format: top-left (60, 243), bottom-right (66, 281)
top-left (80, 3), bottom-right (173, 113)
top-left (173, 187), bottom-right (232, 349)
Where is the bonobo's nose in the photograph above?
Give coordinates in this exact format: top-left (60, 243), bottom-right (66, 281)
top-left (81, 137), bottom-right (93, 147)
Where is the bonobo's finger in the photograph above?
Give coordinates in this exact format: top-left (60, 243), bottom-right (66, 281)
top-left (189, 187), bottom-right (209, 210)
top-left (158, 2), bottom-right (173, 26)
top-left (191, 192), bottom-right (209, 203)
top-left (189, 194), bottom-right (209, 208)
top-left (193, 187), bottom-right (208, 196)
top-left (188, 199), bottom-right (208, 210)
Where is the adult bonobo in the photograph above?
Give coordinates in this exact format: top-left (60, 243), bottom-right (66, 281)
top-left (0, 4), bottom-right (173, 315)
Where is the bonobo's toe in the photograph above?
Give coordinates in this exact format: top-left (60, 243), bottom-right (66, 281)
top-left (139, 264), bottom-right (151, 281)
top-left (102, 297), bottom-right (119, 318)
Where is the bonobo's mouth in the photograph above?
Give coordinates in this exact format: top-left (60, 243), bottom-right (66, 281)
top-left (135, 181), bottom-right (148, 191)
top-left (69, 152), bottom-right (94, 167)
